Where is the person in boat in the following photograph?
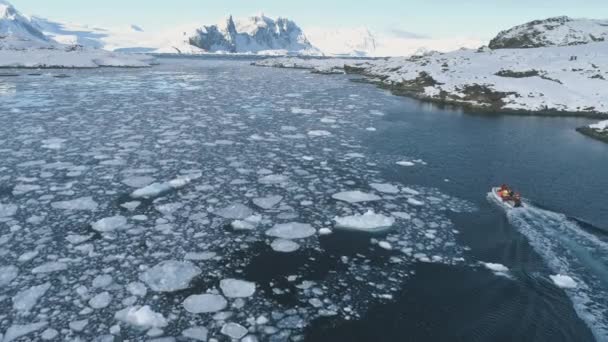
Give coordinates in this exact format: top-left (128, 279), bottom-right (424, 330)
top-left (513, 193), bottom-right (522, 207)
top-left (500, 185), bottom-right (511, 201)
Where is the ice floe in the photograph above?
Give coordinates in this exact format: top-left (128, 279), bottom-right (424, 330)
top-left (253, 195), bottom-right (283, 209)
top-left (265, 222), bottom-right (316, 239)
top-left (221, 322), bottom-right (248, 339)
top-left (115, 306), bottom-right (168, 329)
top-left (332, 191), bottom-right (381, 203)
top-left (91, 215), bottom-right (128, 232)
top-left (139, 260), bottom-right (201, 292)
top-left (12, 282), bottom-right (51, 312)
top-left (271, 239), bottom-right (301, 253)
top-left (50, 196), bottom-right (98, 210)
top-left (370, 183), bottom-right (400, 194)
top-left (550, 274), bottom-right (578, 289)
top-left (334, 211), bottom-right (395, 233)
top-left (182, 326), bottom-right (209, 341)
top-left (0, 265), bottom-right (19, 286)
top-left (214, 203), bottom-right (254, 219)
top-left (2, 322), bottom-right (47, 342)
top-left (183, 294), bottom-right (228, 313)
top-left (220, 279), bottom-right (257, 298)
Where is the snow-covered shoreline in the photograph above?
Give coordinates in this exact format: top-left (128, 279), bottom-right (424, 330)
top-left (577, 120), bottom-right (608, 143)
top-left (253, 42), bottom-right (608, 142)
top-left (0, 48), bottom-right (155, 69)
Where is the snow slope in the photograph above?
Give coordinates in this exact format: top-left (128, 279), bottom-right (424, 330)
top-left (0, 1), bottom-right (154, 67)
top-left (490, 17), bottom-right (608, 49)
top-left (0, 0), bottom-right (54, 49)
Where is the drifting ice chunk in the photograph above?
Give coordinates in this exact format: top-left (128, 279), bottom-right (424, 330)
top-left (253, 195), bottom-right (283, 209)
top-left (319, 228), bottom-right (333, 235)
top-left (258, 174), bottom-right (289, 184)
top-left (550, 274), bottom-right (578, 289)
top-left (183, 294), bottom-right (227, 313)
top-left (407, 198), bottom-right (425, 206)
top-left (308, 130), bottom-right (332, 137)
top-left (115, 306), bottom-right (168, 329)
top-left (231, 220), bottom-right (256, 230)
top-left (271, 239), bottom-right (300, 253)
top-left (89, 292), bottom-right (112, 309)
top-left (139, 261), bottom-right (201, 292)
top-left (214, 204), bottom-right (254, 220)
top-left (2, 322), bottom-right (47, 342)
top-left (378, 241), bottom-right (393, 250)
top-left (122, 176), bottom-right (156, 188)
top-left (220, 279), bottom-right (256, 298)
top-left (396, 161), bottom-right (415, 167)
top-left (32, 262), bottom-right (68, 274)
top-left (131, 175), bottom-right (198, 199)
top-left (182, 326), bottom-right (209, 341)
top-left (483, 263), bottom-right (509, 273)
top-left (93, 274), bottom-right (113, 288)
top-left (12, 282), bottom-right (51, 312)
top-left (127, 282), bottom-right (148, 297)
top-left (40, 328), bottom-right (58, 340)
top-left (266, 222), bottom-right (315, 239)
top-left (0, 203), bottom-right (18, 217)
top-left (69, 319), bottom-right (88, 332)
top-left (221, 323), bottom-right (248, 339)
top-left (92, 216), bottom-right (128, 232)
top-left (184, 252), bottom-right (217, 261)
top-left (51, 197), bottom-right (98, 211)
top-left (370, 183), bottom-right (400, 194)
top-left (332, 191), bottom-right (381, 203)
top-left (0, 265), bottom-right (18, 285)
top-left (334, 211), bottom-right (395, 233)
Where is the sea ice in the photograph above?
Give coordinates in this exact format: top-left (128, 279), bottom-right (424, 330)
top-left (12, 282), bottom-right (51, 312)
top-left (220, 279), bottom-right (256, 298)
top-left (131, 175), bottom-right (197, 199)
top-left (182, 326), bottom-right (208, 341)
top-left (127, 282), bottom-right (148, 297)
top-left (265, 222), bottom-right (316, 239)
top-left (378, 241), bottom-right (393, 250)
top-left (0, 203), bottom-right (18, 217)
top-left (2, 322), bottom-right (47, 342)
top-left (122, 176), bottom-right (156, 188)
top-left (334, 211), bottom-right (395, 233)
top-left (550, 274), bottom-right (578, 289)
top-left (271, 239), bottom-right (300, 253)
top-left (407, 198), bottom-right (425, 206)
top-left (253, 195), bottom-right (283, 209)
top-left (370, 183), bottom-right (400, 194)
top-left (115, 306), bottom-right (168, 329)
top-left (92, 274), bottom-right (113, 288)
top-left (332, 191), bottom-right (381, 203)
top-left (0, 265), bottom-right (18, 285)
top-left (183, 294), bottom-right (228, 313)
top-left (89, 292), bottom-right (112, 309)
top-left (308, 130), bottom-right (332, 137)
top-left (483, 263), bottom-right (509, 273)
top-left (221, 323), bottom-right (248, 339)
top-left (396, 161), bottom-right (415, 167)
top-left (258, 174), bottom-right (289, 184)
top-left (139, 260), bottom-right (201, 292)
top-left (92, 216), bottom-right (128, 232)
top-left (214, 203), bottom-right (254, 219)
top-left (32, 261), bottom-right (68, 274)
top-left (51, 197), bottom-right (98, 211)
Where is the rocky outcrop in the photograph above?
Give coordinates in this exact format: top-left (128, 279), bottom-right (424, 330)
top-left (489, 16), bottom-right (608, 49)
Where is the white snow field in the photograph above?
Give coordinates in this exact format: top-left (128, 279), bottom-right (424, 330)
top-left (0, 59), bottom-right (477, 341)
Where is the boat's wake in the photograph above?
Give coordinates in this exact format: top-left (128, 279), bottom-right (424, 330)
top-left (507, 206), bottom-right (608, 341)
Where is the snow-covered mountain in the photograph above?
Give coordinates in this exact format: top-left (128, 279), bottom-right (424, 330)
top-left (305, 26), bottom-right (483, 57)
top-left (489, 16), bottom-right (608, 49)
top-left (187, 15), bottom-right (318, 55)
top-left (0, 0), bottom-right (55, 49)
top-left (0, 1), bottom-right (153, 68)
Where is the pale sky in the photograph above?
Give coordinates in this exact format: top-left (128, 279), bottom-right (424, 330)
top-left (13, 0), bottom-right (608, 39)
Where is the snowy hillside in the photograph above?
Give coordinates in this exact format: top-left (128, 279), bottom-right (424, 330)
top-left (187, 15), bottom-right (318, 55)
top-left (255, 41), bottom-right (608, 117)
top-left (0, 0), bottom-right (55, 49)
top-left (306, 27), bottom-right (482, 57)
top-left (0, 1), bottom-right (154, 67)
top-left (490, 16), bottom-right (608, 49)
